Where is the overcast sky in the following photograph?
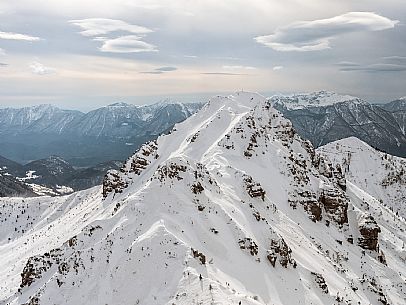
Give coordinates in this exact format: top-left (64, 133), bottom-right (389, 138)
top-left (0, 0), bottom-right (405, 110)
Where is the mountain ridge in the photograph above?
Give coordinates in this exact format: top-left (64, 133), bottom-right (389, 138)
top-left (1, 92), bottom-right (404, 305)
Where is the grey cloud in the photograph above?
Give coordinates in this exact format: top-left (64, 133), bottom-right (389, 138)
top-left (201, 72), bottom-right (246, 75)
top-left (255, 12), bottom-right (398, 51)
top-left (0, 62), bottom-right (8, 67)
top-left (100, 35), bottom-right (157, 53)
top-left (335, 61), bottom-right (361, 67)
top-left (140, 66), bottom-right (177, 74)
top-left (383, 56), bottom-right (406, 64)
top-left (340, 63), bottom-right (406, 72)
top-left (155, 66), bottom-right (177, 72)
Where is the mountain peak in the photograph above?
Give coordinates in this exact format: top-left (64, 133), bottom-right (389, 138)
top-left (106, 102), bottom-right (135, 107)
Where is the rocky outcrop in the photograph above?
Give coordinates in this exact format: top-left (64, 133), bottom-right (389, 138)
top-left (358, 214), bottom-right (381, 251)
top-left (319, 188), bottom-right (348, 225)
top-left (288, 190), bottom-right (322, 222)
top-left (243, 175), bottom-right (265, 201)
top-left (239, 238), bottom-right (259, 256)
top-left (311, 272), bottom-right (329, 294)
top-left (267, 237), bottom-right (296, 268)
top-left (102, 170), bottom-right (128, 198)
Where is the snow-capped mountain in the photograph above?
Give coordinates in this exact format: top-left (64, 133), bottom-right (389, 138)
top-left (317, 137), bottom-right (406, 218)
top-left (271, 90), bottom-right (365, 110)
top-left (1, 92), bottom-right (405, 305)
top-left (0, 101), bottom-right (203, 166)
top-left (272, 91), bottom-right (406, 157)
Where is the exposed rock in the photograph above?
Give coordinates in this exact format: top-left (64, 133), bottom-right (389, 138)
top-left (243, 175), bottom-right (265, 201)
top-left (289, 190), bottom-right (322, 222)
top-left (319, 188), bottom-right (348, 225)
top-left (358, 214), bottom-right (381, 251)
top-left (267, 237), bottom-right (296, 268)
top-left (102, 170), bottom-right (128, 198)
top-left (239, 238), bottom-right (259, 256)
top-left (311, 272), bottom-right (329, 294)
top-left (191, 248), bottom-right (206, 264)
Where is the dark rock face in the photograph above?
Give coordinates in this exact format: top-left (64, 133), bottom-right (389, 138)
top-left (311, 272), bottom-right (329, 294)
top-left (239, 238), bottom-right (259, 256)
top-left (267, 238), bottom-right (296, 268)
top-left (289, 190), bottom-right (322, 222)
top-left (358, 214), bottom-right (381, 251)
top-left (191, 248), bottom-right (206, 264)
top-left (102, 170), bottom-right (128, 198)
top-left (319, 188), bottom-right (349, 225)
top-left (243, 175), bottom-right (265, 201)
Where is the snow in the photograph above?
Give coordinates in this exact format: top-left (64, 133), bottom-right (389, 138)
top-left (270, 90), bottom-right (366, 110)
top-left (1, 93), bottom-right (405, 305)
top-left (317, 136), bottom-right (406, 218)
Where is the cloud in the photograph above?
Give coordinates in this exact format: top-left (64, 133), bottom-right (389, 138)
top-left (335, 61), bottom-right (361, 67)
top-left (383, 56), bottom-right (406, 64)
top-left (29, 62), bottom-right (56, 75)
top-left (0, 30), bottom-right (41, 41)
top-left (69, 18), bottom-right (152, 37)
top-left (201, 72), bottom-right (246, 76)
top-left (140, 66), bottom-right (177, 74)
top-left (155, 66), bottom-right (177, 72)
top-left (340, 63), bottom-right (406, 72)
top-left (70, 18), bottom-right (156, 54)
top-left (273, 66), bottom-right (284, 71)
top-left (222, 65), bottom-right (256, 70)
top-left (255, 12), bottom-right (398, 51)
top-left (100, 35), bottom-right (157, 53)
top-left (0, 48), bottom-right (5, 55)
top-left (0, 62), bottom-right (8, 67)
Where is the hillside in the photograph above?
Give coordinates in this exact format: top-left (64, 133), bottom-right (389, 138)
top-left (317, 137), bottom-right (406, 218)
top-left (1, 92), bottom-right (404, 305)
top-left (272, 91), bottom-right (406, 157)
top-left (0, 101), bottom-right (203, 166)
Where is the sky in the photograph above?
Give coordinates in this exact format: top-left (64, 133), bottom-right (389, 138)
top-left (0, 0), bottom-right (405, 110)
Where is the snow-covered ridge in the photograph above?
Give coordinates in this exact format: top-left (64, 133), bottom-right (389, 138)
top-left (270, 90), bottom-right (366, 110)
top-left (1, 92), bottom-right (405, 305)
top-left (317, 136), bottom-right (406, 218)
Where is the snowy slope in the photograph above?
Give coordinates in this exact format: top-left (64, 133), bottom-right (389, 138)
top-left (317, 137), bottom-right (406, 218)
top-left (1, 92), bottom-right (405, 305)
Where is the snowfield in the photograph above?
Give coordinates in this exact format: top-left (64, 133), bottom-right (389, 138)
top-left (1, 92), bottom-right (405, 305)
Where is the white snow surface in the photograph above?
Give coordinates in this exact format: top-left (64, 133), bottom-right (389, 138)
top-left (0, 92), bottom-right (405, 305)
top-left (317, 137), bottom-right (406, 218)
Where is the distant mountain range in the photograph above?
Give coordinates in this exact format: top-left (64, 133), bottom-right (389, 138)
top-left (0, 154), bottom-right (122, 197)
top-left (0, 100), bottom-right (203, 166)
top-left (271, 91), bottom-right (406, 157)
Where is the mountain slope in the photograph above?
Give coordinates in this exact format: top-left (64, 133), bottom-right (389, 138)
top-left (272, 91), bottom-right (406, 157)
top-left (0, 101), bottom-right (203, 166)
top-left (379, 97), bottom-right (406, 137)
top-left (0, 173), bottom-right (36, 197)
top-left (1, 92), bottom-right (405, 305)
top-left (317, 137), bottom-right (406, 218)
